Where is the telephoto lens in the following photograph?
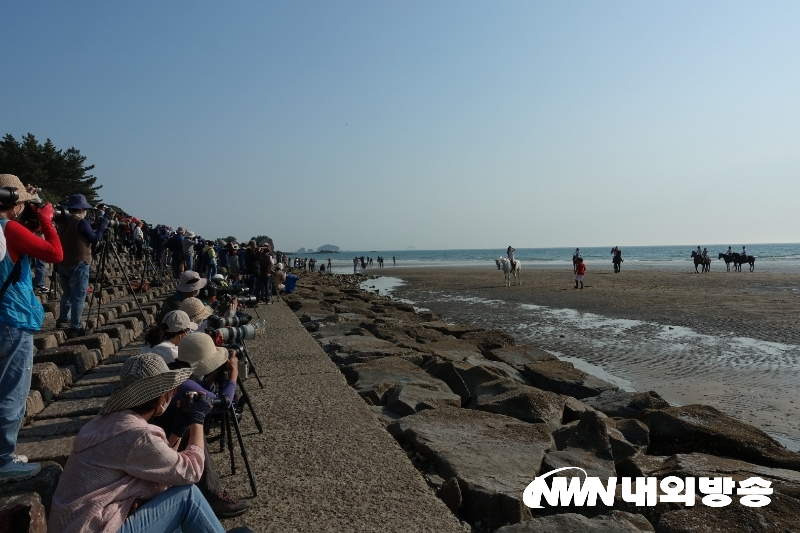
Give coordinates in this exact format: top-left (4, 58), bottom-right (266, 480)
top-left (214, 324), bottom-right (257, 343)
top-left (180, 392), bottom-right (224, 412)
top-left (237, 295), bottom-right (258, 307)
top-left (106, 218), bottom-right (120, 228)
top-left (207, 314), bottom-right (252, 329)
top-left (0, 187), bottom-right (19, 207)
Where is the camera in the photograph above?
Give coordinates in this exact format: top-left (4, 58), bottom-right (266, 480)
top-left (180, 391), bottom-right (224, 413)
top-left (222, 344), bottom-right (249, 380)
top-left (105, 218), bottom-right (120, 229)
top-left (0, 187), bottom-right (20, 207)
top-left (216, 286), bottom-right (248, 297)
top-left (211, 324), bottom-right (258, 343)
top-left (236, 295), bottom-right (258, 307)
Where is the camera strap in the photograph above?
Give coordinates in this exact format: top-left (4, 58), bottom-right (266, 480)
top-left (0, 259), bottom-right (23, 306)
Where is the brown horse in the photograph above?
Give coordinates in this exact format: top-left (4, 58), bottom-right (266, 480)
top-left (730, 252), bottom-right (755, 272)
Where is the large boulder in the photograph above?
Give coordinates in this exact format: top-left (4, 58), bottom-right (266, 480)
top-left (388, 407), bottom-right (554, 529)
top-left (495, 511), bottom-right (654, 532)
top-left (384, 384), bottom-right (461, 416)
top-left (546, 411), bottom-right (617, 485)
top-left (583, 390), bottom-right (670, 419)
top-left (423, 355), bottom-right (528, 404)
top-left (469, 378), bottom-right (566, 429)
top-left (522, 360), bottom-right (618, 399)
top-left (458, 329), bottom-right (516, 352)
top-left (643, 404), bottom-right (800, 470)
top-left (344, 357), bottom-right (455, 405)
top-left (485, 345), bottom-right (558, 373)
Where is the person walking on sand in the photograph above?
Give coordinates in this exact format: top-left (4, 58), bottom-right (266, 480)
top-left (507, 246), bottom-right (516, 272)
top-left (327, 258), bottom-right (332, 271)
top-left (572, 248), bottom-right (581, 274)
top-left (575, 257), bottom-right (586, 289)
top-left (392, 256), bottom-right (396, 266)
top-left (353, 256), bottom-right (358, 274)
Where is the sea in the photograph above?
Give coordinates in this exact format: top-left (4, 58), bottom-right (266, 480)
top-left (297, 243), bottom-right (800, 273)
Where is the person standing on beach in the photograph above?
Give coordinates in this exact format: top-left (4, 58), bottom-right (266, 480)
top-left (393, 256), bottom-right (396, 266)
top-left (327, 258), bottom-right (332, 271)
top-left (353, 256), bottom-right (358, 274)
top-left (572, 248), bottom-right (581, 274)
top-left (575, 257), bottom-right (586, 289)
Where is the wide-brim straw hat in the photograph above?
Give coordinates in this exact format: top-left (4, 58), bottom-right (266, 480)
top-left (180, 297), bottom-right (213, 324)
top-left (178, 333), bottom-right (228, 378)
top-left (176, 270), bottom-right (208, 292)
top-left (100, 353), bottom-right (192, 415)
top-left (0, 175), bottom-right (35, 203)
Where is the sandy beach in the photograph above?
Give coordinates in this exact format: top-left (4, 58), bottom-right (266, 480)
top-left (382, 266), bottom-right (800, 449)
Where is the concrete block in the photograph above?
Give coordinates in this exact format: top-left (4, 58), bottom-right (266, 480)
top-left (58, 367), bottom-right (74, 386)
top-left (25, 391), bottom-right (45, 419)
top-left (62, 333), bottom-right (115, 358)
top-left (16, 436), bottom-right (76, 466)
top-left (34, 345), bottom-right (95, 376)
top-left (20, 416), bottom-right (93, 439)
top-left (0, 492), bottom-right (47, 532)
top-left (30, 363), bottom-right (65, 403)
top-left (34, 397), bottom-right (105, 420)
top-left (32, 333), bottom-right (58, 350)
top-left (0, 462), bottom-right (62, 516)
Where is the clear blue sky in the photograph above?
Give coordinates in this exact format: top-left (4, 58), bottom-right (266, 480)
top-left (2, 2), bottom-right (798, 251)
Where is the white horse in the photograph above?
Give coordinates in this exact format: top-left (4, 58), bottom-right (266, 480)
top-left (495, 257), bottom-right (521, 286)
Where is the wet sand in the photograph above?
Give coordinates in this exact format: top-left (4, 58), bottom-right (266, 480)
top-left (383, 266), bottom-right (800, 449)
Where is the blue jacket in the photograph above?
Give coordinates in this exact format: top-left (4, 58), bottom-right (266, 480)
top-left (0, 220), bottom-right (44, 331)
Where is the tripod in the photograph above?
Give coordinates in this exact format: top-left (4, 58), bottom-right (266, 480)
top-left (237, 340), bottom-right (264, 389)
top-left (138, 246), bottom-right (167, 288)
top-left (216, 396), bottom-right (258, 497)
top-left (85, 233), bottom-right (150, 332)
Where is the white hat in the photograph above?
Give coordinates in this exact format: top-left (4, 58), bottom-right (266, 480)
top-left (178, 333), bottom-right (229, 379)
top-left (276, 263), bottom-right (283, 271)
top-left (211, 274), bottom-right (225, 281)
top-left (180, 298), bottom-right (213, 324)
top-left (162, 310), bottom-right (198, 333)
top-left (176, 271), bottom-right (207, 292)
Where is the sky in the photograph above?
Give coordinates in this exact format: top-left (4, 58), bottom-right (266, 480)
top-left (1, 1), bottom-right (799, 251)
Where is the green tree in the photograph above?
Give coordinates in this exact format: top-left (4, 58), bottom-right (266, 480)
top-left (0, 133), bottom-right (102, 204)
top-left (248, 235), bottom-right (274, 248)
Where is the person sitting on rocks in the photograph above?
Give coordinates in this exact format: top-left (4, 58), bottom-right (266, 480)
top-left (143, 310), bottom-right (197, 364)
top-left (180, 297), bottom-right (214, 333)
top-left (157, 270), bottom-right (207, 324)
top-left (48, 353), bottom-right (243, 533)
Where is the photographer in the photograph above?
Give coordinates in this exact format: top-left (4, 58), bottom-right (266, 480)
top-left (157, 270), bottom-right (207, 324)
top-left (55, 194), bottom-right (109, 338)
top-left (180, 297), bottom-right (213, 332)
top-left (156, 333), bottom-right (249, 517)
top-left (0, 175), bottom-right (63, 483)
top-left (48, 353), bottom-right (248, 533)
top-left (182, 231), bottom-right (197, 272)
top-left (143, 310), bottom-right (197, 364)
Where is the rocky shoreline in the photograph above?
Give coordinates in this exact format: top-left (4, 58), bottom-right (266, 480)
top-left (286, 271), bottom-right (800, 533)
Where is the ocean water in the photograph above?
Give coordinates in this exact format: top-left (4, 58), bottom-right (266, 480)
top-left (302, 244), bottom-right (800, 273)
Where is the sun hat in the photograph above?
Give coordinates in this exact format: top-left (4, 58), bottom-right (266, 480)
top-left (162, 310), bottom-right (198, 333)
top-left (99, 353), bottom-right (193, 415)
top-left (177, 227), bottom-right (185, 234)
top-left (180, 297), bottom-right (213, 324)
top-left (176, 270), bottom-right (208, 292)
top-left (177, 333), bottom-right (229, 379)
top-left (248, 240), bottom-right (257, 248)
top-left (0, 175), bottom-right (35, 203)
top-left (211, 274), bottom-right (225, 282)
top-left (186, 231), bottom-right (195, 238)
top-left (276, 263), bottom-right (283, 270)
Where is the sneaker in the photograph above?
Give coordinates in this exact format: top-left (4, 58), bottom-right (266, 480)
top-left (210, 489), bottom-right (250, 518)
top-left (12, 454), bottom-right (27, 464)
top-left (0, 461), bottom-right (41, 484)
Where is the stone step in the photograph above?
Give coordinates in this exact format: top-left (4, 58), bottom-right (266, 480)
top-left (20, 416), bottom-right (93, 440)
top-left (34, 397), bottom-right (105, 420)
top-left (0, 463), bottom-right (62, 517)
top-left (33, 346), bottom-right (96, 378)
top-left (57, 383), bottom-right (115, 401)
top-left (16, 436), bottom-right (76, 466)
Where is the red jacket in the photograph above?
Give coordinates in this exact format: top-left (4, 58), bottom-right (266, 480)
top-left (576, 262), bottom-right (586, 275)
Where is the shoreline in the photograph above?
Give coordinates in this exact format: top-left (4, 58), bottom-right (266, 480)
top-left (363, 266), bottom-right (800, 450)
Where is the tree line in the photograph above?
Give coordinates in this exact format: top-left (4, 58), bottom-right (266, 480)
top-left (0, 133), bottom-right (102, 204)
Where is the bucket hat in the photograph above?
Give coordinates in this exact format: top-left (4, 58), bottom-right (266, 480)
top-left (276, 263), bottom-right (283, 270)
top-left (0, 175), bottom-right (35, 203)
top-left (100, 353), bottom-right (192, 415)
top-left (162, 310), bottom-right (198, 333)
top-left (63, 193), bottom-right (94, 210)
top-left (178, 333), bottom-right (229, 378)
top-left (176, 270), bottom-right (207, 292)
top-left (180, 297), bottom-right (213, 324)
top-left (186, 231), bottom-right (195, 238)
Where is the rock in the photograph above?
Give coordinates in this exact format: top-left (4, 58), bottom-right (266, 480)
top-left (423, 356), bottom-right (529, 404)
top-left (59, 367), bottom-right (74, 386)
top-left (57, 382), bottom-right (116, 401)
top-left (522, 360), bottom-right (618, 399)
top-left (643, 404), bottom-right (800, 470)
top-left (421, 322), bottom-right (485, 338)
top-left (107, 317), bottom-right (143, 337)
top-left (495, 511), bottom-right (654, 532)
top-left (62, 333), bottom-right (115, 358)
top-left (34, 345), bottom-right (96, 377)
top-left (614, 419), bottom-right (649, 448)
top-left (583, 390), bottom-right (669, 419)
top-left (384, 384), bottom-right (462, 416)
top-left (485, 345), bottom-right (558, 372)
top-left (20, 416), bottom-right (94, 439)
top-left (615, 454), bottom-right (671, 478)
top-left (438, 477), bottom-right (462, 514)
top-left (458, 329), bottom-right (516, 351)
top-left (30, 363), bottom-right (65, 403)
top-left (32, 333), bottom-right (58, 350)
top-left (388, 407), bottom-right (554, 529)
top-left (92, 324), bottom-right (130, 347)
top-left (367, 405), bottom-right (403, 428)
top-left (344, 357), bottom-right (455, 405)
top-left (553, 411), bottom-right (615, 457)
top-left (469, 378), bottom-right (566, 429)
top-left (34, 397), bottom-right (106, 420)
top-left (655, 493), bottom-right (800, 533)
top-left (0, 492), bottom-right (47, 533)
top-left (0, 462), bottom-right (62, 516)
top-left (563, 396), bottom-right (605, 423)
top-left (25, 391), bottom-right (45, 419)
top-left (541, 448), bottom-right (617, 485)
top-left (327, 335), bottom-right (416, 358)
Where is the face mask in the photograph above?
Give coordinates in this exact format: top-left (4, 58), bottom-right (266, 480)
top-left (72, 211), bottom-right (87, 220)
top-left (155, 398), bottom-right (169, 416)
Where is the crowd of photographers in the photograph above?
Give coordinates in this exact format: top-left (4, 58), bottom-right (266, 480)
top-left (0, 174), bottom-right (293, 533)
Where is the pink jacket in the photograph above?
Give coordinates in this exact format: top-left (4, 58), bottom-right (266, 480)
top-left (48, 410), bottom-right (204, 533)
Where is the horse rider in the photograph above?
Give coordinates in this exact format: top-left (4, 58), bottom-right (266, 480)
top-left (727, 246), bottom-right (733, 256)
top-left (572, 248), bottom-right (581, 273)
top-left (742, 245), bottom-right (747, 257)
top-left (696, 246), bottom-right (702, 257)
top-left (702, 247), bottom-right (709, 259)
top-left (507, 246), bottom-right (516, 272)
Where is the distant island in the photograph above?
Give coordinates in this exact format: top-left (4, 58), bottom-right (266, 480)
top-left (296, 244), bottom-right (341, 254)
top-left (406, 246), bottom-right (416, 250)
